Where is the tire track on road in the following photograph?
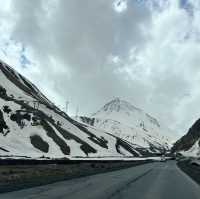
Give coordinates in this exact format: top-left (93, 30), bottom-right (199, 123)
top-left (107, 168), bottom-right (153, 199)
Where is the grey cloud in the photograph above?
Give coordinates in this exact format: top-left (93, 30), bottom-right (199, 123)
top-left (2, 0), bottom-right (200, 137)
top-left (9, 0), bottom-right (152, 111)
top-left (11, 0), bottom-right (151, 73)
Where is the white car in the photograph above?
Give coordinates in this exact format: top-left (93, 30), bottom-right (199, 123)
top-left (160, 155), bottom-right (166, 162)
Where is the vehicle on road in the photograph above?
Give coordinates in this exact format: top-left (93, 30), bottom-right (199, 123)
top-left (160, 155), bottom-right (166, 162)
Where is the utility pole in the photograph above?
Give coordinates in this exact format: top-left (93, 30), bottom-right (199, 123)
top-left (76, 106), bottom-right (79, 118)
top-left (66, 101), bottom-right (69, 114)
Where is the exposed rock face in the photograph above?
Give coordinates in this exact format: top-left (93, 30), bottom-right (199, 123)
top-left (172, 119), bottom-right (200, 153)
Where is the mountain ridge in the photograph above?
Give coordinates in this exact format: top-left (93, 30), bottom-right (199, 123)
top-left (0, 60), bottom-right (166, 159)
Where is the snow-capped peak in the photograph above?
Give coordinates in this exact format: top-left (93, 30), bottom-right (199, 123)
top-left (94, 97), bottom-right (142, 115)
top-left (92, 98), bottom-right (160, 129)
top-left (76, 97), bottom-right (174, 151)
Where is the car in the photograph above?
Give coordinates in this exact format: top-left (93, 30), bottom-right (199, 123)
top-left (160, 155), bottom-right (166, 162)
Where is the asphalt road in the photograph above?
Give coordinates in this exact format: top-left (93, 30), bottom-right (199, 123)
top-left (1, 161), bottom-right (200, 199)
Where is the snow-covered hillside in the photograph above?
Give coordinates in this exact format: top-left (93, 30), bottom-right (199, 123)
top-left (76, 98), bottom-right (174, 153)
top-left (0, 60), bottom-right (162, 159)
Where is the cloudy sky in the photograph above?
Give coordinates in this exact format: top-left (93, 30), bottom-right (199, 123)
top-left (0, 0), bottom-right (200, 136)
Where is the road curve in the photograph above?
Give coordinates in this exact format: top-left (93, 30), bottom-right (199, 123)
top-left (1, 161), bottom-right (200, 199)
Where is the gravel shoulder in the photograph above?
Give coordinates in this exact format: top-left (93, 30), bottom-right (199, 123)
top-left (177, 159), bottom-right (200, 185)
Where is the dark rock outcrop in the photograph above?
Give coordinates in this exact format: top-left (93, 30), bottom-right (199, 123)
top-left (172, 119), bottom-right (200, 153)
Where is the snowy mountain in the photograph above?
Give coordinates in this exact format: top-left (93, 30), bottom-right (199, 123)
top-left (0, 60), bottom-right (163, 159)
top-left (172, 118), bottom-right (200, 157)
top-left (76, 98), bottom-right (174, 153)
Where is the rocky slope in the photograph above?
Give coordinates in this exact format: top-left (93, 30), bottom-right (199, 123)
top-left (172, 119), bottom-right (200, 157)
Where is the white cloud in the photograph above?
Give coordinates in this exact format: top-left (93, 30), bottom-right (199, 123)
top-left (113, 0), bottom-right (128, 13)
